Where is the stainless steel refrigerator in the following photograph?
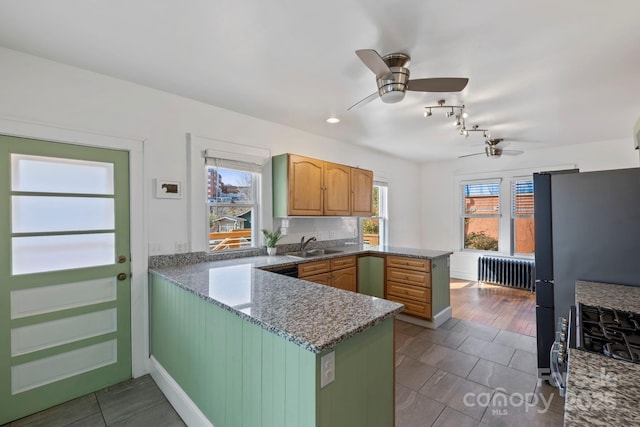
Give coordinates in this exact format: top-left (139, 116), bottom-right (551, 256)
top-left (534, 167), bottom-right (640, 380)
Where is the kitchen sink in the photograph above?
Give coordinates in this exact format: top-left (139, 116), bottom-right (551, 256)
top-left (285, 248), bottom-right (344, 258)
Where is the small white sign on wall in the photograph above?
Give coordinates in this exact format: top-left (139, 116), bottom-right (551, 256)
top-left (155, 178), bottom-right (182, 199)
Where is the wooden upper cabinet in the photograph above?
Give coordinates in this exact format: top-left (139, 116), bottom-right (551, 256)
top-left (287, 154), bottom-right (324, 216)
top-left (323, 162), bottom-right (351, 216)
top-left (351, 168), bottom-right (373, 216)
top-left (272, 153), bottom-right (373, 217)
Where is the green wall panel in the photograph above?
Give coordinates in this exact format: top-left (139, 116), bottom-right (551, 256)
top-left (150, 273), bottom-right (394, 427)
top-left (316, 317), bottom-right (394, 427)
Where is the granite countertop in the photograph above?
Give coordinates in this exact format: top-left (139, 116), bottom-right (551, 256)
top-left (565, 280), bottom-right (640, 426)
top-left (149, 244), bottom-right (450, 354)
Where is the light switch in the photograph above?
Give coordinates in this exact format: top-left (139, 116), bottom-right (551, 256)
top-left (320, 351), bottom-right (335, 388)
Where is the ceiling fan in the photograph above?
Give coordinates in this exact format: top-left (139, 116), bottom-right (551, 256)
top-left (348, 49), bottom-right (469, 111)
top-left (459, 139), bottom-right (524, 158)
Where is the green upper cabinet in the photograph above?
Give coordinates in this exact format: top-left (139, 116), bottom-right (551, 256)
top-left (272, 153), bottom-right (373, 217)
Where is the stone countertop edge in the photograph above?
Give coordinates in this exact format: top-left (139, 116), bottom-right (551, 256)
top-left (150, 268), bottom-right (404, 354)
top-left (564, 280), bottom-right (640, 426)
top-left (575, 280), bottom-right (640, 314)
top-left (148, 245), bottom-right (450, 354)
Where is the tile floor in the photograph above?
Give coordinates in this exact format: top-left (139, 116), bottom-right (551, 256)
top-left (4, 318), bottom-right (563, 427)
top-left (395, 318), bottom-right (564, 427)
top-left (1, 375), bottom-right (185, 427)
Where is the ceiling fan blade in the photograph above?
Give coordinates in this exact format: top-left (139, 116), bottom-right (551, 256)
top-left (355, 49), bottom-right (393, 79)
top-left (407, 77), bottom-right (469, 92)
top-left (502, 150), bottom-right (524, 156)
top-left (347, 91), bottom-right (379, 111)
top-left (458, 152), bottom-right (485, 158)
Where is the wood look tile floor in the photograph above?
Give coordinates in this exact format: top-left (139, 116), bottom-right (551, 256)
top-left (450, 279), bottom-right (537, 337)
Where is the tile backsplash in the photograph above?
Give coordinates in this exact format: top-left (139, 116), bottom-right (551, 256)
top-left (274, 217), bottom-right (359, 244)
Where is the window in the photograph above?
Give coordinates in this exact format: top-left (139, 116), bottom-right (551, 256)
top-left (461, 180), bottom-right (500, 252)
top-left (361, 182), bottom-right (387, 245)
top-left (206, 161), bottom-right (259, 252)
top-left (512, 178), bottom-right (535, 254)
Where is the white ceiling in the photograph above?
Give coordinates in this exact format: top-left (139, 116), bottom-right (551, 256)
top-left (1, 1), bottom-right (639, 162)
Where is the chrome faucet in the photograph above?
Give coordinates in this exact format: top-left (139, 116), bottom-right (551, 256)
top-left (300, 236), bottom-right (317, 251)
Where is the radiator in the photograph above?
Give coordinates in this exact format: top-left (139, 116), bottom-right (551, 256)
top-left (477, 256), bottom-right (536, 292)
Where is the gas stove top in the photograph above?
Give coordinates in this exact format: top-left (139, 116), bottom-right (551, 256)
top-left (579, 304), bottom-right (640, 363)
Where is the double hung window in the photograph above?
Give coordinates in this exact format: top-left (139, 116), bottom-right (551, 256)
top-left (461, 180), bottom-right (500, 252)
top-left (361, 182), bottom-right (387, 245)
top-left (511, 178), bottom-right (535, 254)
top-left (206, 158), bottom-right (260, 252)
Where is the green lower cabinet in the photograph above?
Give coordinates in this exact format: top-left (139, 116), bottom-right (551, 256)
top-left (431, 256), bottom-right (451, 316)
top-left (149, 273), bottom-right (394, 427)
top-left (357, 256), bottom-right (385, 298)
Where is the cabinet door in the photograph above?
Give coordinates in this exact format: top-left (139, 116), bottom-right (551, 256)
top-left (288, 154), bottom-right (324, 215)
top-left (323, 162), bottom-right (351, 215)
top-left (358, 256), bottom-right (385, 298)
top-left (331, 266), bottom-right (357, 292)
top-left (301, 272), bottom-right (331, 285)
top-left (351, 168), bottom-right (373, 216)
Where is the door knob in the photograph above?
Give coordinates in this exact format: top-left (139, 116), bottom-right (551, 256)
top-left (117, 273), bottom-right (128, 281)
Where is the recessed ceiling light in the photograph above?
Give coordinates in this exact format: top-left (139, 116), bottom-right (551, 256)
top-left (326, 117), bottom-right (340, 124)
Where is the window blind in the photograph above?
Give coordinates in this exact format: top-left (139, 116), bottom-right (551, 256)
top-left (511, 179), bottom-right (534, 216)
top-left (461, 181), bottom-right (500, 215)
top-left (204, 149), bottom-right (266, 173)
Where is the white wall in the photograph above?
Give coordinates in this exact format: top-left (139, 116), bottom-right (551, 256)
top-left (0, 46), bottom-right (422, 254)
top-left (420, 138), bottom-right (639, 280)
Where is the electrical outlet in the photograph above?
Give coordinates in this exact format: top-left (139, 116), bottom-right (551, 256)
top-left (320, 351), bottom-right (335, 388)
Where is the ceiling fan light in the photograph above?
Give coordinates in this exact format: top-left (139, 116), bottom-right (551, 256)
top-left (424, 108), bottom-right (432, 117)
top-left (462, 111), bottom-right (468, 119)
top-left (380, 90), bottom-right (405, 104)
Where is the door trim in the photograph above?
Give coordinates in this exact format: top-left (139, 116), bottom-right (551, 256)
top-left (0, 115), bottom-right (148, 377)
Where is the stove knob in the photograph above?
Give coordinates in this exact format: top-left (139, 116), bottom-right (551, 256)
top-left (558, 342), bottom-right (566, 363)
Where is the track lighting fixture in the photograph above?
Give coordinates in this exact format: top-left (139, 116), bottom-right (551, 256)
top-left (423, 99), bottom-right (465, 120)
top-left (466, 124), bottom-right (489, 136)
top-left (423, 100), bottom-right (497, 142)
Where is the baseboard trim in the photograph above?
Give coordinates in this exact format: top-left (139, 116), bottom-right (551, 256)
top-left (149, 356), bottom-right (213, 427)
top-left (397, 306), bottom-right (452, 329)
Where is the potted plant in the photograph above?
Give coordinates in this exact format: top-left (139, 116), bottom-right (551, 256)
top-left (261, 226), bottom-right (283, 255)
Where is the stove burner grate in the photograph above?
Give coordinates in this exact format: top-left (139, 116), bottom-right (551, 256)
top-left (579, 304), bottom-right (640, 364)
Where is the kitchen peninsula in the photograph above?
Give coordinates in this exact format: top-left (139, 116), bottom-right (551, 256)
top-left (148, 245), bottom-right (451, 427)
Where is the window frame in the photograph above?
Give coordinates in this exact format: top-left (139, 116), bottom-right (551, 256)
top-left (360, 181), bottom-right (388, 246)
top-left (205, 163), bottom-right (260, 252)
top-left (187, 134), bottom-right (270, 254)
top-left (460, 179), bottom-right (502, 253)
top-left (510, 177), bottom-right (535, 256)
